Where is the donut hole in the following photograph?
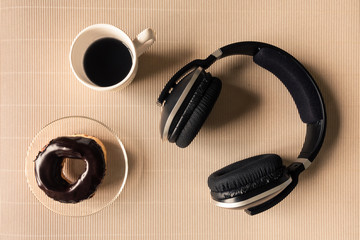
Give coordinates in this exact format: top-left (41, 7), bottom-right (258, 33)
top-left (61, 158), bottom-right (87, 184)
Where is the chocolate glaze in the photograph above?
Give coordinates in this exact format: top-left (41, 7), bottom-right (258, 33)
top-left (34, 136), bottom-right (106, 203)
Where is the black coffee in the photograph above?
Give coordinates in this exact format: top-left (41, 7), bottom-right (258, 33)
top-left (83, 38), bottom-right (132, 87)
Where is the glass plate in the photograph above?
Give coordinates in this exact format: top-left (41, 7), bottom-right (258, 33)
top-left (25, 116), bottom-right (128, 216)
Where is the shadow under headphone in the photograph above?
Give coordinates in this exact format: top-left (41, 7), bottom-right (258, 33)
top-left (157, 42), bottom-right (326, 215)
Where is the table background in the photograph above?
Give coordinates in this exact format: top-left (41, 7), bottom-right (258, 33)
top-left (0, 0), bottom-right (359, 239)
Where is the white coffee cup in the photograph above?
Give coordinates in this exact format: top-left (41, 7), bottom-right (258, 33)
top-left (69, 24), bottom-right (156, 91)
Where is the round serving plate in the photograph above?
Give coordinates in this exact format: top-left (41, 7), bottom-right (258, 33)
top-left (25, 116), bottom-right (128, 216)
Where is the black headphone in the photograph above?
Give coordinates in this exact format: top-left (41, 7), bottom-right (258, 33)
top-left (157, 41), bottom-right (326, 215)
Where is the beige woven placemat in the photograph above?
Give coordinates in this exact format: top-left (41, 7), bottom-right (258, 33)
top-left (0, 0), bottom-right (359, 239)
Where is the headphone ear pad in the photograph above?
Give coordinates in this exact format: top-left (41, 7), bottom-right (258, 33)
top-left (208, 154), bottom-right (287, 200)
top-left (175, 77), bottom-right (222, 148)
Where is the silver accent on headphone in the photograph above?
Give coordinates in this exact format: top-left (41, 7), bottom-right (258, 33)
top-left (297, 158), bottom-right (311, 169)
top-left (156, 100), bottom-right (164, 107)
top-left (211, 49), bottom-right (223, 59)
top-left (211, 177), bottom-right (292, 209)
top-left (162, 67), bottom-right (203, 140)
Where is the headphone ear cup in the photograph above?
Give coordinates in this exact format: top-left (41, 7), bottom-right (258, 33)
top-left (175, 77), bottom-right (222, 148)
top-left (168, 72), bottom-right (213, 143)
top-left (208, 154), bottom-right (288, 201)
top-left (159, 69), bottom-right (200, 141)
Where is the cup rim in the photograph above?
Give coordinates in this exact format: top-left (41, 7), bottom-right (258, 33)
top-left (69, 23), bottom-right (138, 91)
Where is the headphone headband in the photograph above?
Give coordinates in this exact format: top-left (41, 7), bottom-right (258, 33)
top-left (158, 41), bottom-right (326, 165)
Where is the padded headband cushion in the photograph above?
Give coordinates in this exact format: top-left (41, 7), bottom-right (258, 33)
top-left (253, 47), bottom-right (323, 123)
top-left (175, 77), bottom-right (222, 148)
top-left (208, 154), bottom-right (284, 193)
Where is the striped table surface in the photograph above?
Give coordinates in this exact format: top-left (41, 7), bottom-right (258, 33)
top-left (0, 0), bottom-right (359, 239)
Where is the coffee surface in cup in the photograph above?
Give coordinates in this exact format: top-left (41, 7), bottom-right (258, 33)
top-left (83, 38), bottom-right (132, 87)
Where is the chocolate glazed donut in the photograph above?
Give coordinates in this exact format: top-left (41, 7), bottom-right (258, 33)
top-left (34, 135), bottom-right (106, 203)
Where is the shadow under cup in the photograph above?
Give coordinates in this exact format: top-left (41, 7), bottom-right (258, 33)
top-left (70, 24), bottom-right (137, 91)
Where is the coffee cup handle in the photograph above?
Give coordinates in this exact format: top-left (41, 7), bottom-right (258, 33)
top-left (133, 28), bottom-right (156, 57)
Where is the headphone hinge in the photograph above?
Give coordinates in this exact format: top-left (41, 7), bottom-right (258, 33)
top-left (287, 162), bottom-right (305, 177)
